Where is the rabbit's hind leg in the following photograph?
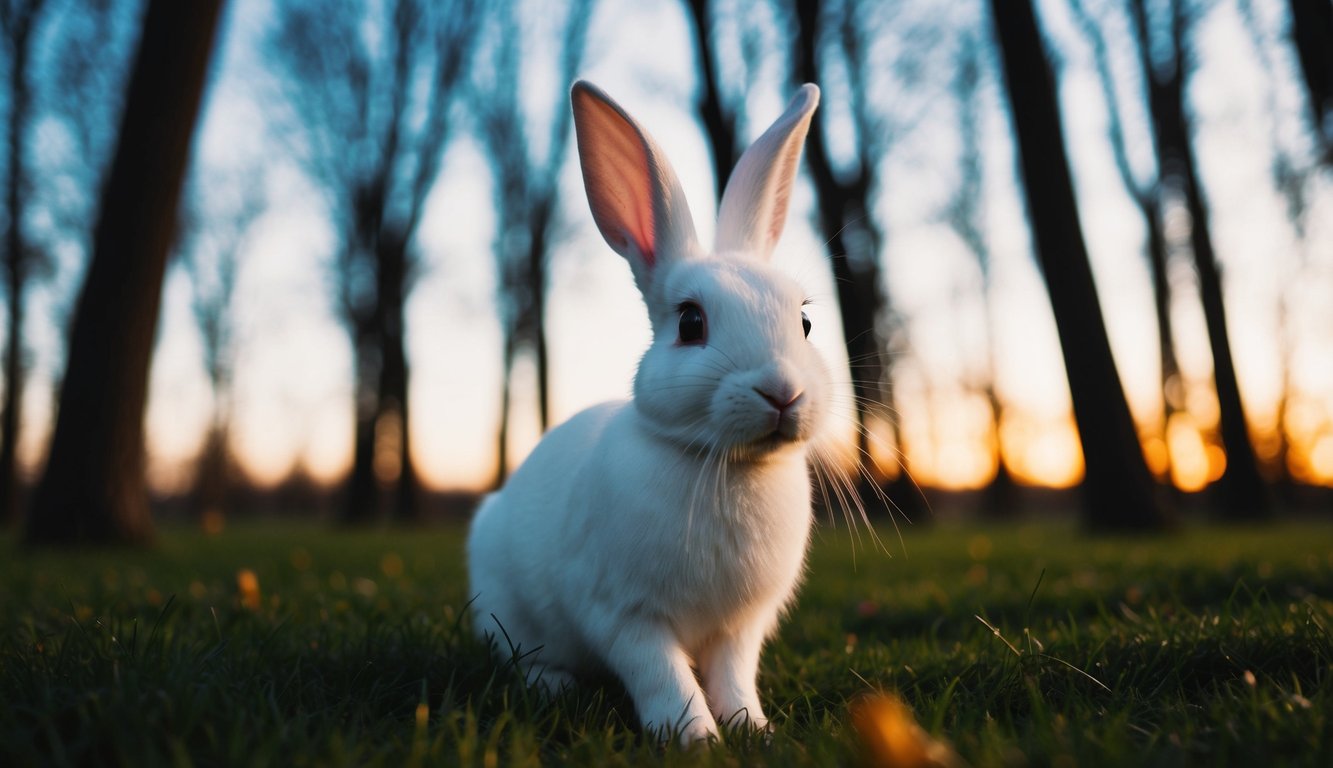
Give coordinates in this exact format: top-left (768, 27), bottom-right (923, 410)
top-left (473, 595), bottom-right (577, 693)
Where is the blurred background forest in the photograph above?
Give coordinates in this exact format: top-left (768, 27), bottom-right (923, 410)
top-left (1, 0), bottom-right (1331, 543)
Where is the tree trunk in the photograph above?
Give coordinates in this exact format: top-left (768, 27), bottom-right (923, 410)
top-left (951, 35), bottom-right (1018, 517)
top-left (24, 0), bottom-right (224, 546)
top-left (686, 0), bottom-right (738, 200)
top-left (341, 330), bottom-right (381, 524)
top-left (990, 0), bottom-right (1164, 531)
top-left (1070, 0), bottom-right (1181, 481)
top-left (380, 234), bottom-right (417, 523)
top-left (1180, 148), bottom-right (1269, 519)
top-left (1135, 0), bottom-right (1269, 519)
top-left (1288, 0), bottom-right (1333, 164)
top-left (792, 0), bottom-right (888, 471)
top-left (0, 0), bottom-right (42, 525)
top-left (1271, 299), bottom-right (1296, 498)
top-left (1140, 190), bottom-right (1179, 414)
top-left (494, 332), bottom-right (516, 488)
top-left (527, 201), bottom-right (552, 432)
top-left (392, 392), bottom-right (417, 522)
top-left (0, 243), bottom-right (23, 525)
top-left (193, 422), bottom-right (229, 524)
top-left (981, 386), bottom-right (1019, 516)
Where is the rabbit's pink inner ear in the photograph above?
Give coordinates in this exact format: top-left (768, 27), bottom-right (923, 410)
top-left (758, 145), bottom-right (801, 252)
top-left (572, 84), bottom-right (657, 270)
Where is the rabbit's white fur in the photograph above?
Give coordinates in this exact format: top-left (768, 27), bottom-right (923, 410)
top-left (467, 80), bottom-right (825, 743)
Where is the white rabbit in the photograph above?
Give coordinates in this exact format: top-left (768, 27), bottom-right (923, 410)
top-left (467, 80), bottom-right (826, 743)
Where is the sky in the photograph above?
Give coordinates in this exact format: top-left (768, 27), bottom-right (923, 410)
top-left (14, 0), bottom-right (1333, 495)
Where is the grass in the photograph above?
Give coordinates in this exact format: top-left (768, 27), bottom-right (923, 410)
top-left (1, 518), bottom-right (1330, 766)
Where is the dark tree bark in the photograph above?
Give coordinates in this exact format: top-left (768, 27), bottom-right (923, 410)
top-left (1143, 194), bottom-right (1180, 423)
top-left (494, 331), bottom-right (516, 488)
top-left (1176, 140), bottom-right (1270, 519)
top-left (990, 0), bottom-right (1164, 531)
top-left (526, 196), bottom-right (555, 432)
top-left (377, 231), bottom-right (416, 522)
top-left (345, 322), bottom-right (380, 522)
top-left (1288, 0), bottom-right (1333, 164)
top-left (1131, 0), bottom-right (1270, 520)
top-left (23, 0), bottom-right (224, 546)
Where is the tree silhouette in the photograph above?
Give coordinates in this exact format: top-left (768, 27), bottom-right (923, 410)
top-left (473, 0), bottom-right (591, 484)
top-left (791, 0), bottom-right (919, 509)
top-left (944, 24), bottom-right (1018, 515)
top-left (685, 0), bottom-right (767, 198)
top-left (990, 0), bottom-right (1164, 530)
top-left (0, 0), bottom-right (135, 524)
top-left (1070, 0), bottom-right (1181, 487)
top-left (1287, 0), bottom-right (1333, 164)
top-left (24, 0), bottom-right (224, 545)
top-left (1239, 0), bottom-right (1320, 494)
top-left (268, 0), bottom-right (478, 522)
top-left (687, 0), bottom-right (736, 197)
top-left (175, 172), bottom-right (265, 527)
top-left (0, 0), bottom-right (49, 525)
top-left (1128, 0), bottom-right (1269, 520)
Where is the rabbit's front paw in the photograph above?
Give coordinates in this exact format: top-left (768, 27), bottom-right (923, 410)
top-left (675, 713), bottom-right (720, 745)
top-left (639, 693), bottom-right (718, 744)
top-left (712, 701), bottom-right (770, 737)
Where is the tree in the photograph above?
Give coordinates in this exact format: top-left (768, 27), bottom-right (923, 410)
top-left (0, 0), bottom-right (140, 525)
top-left (24, 0), bottom-right (225, 545)
top-left (0, 0), bottom-right (49, 525)
top-left (1239, 0), bottom-right (1320, 494)
top-left (1070, 0), bottom-right (1181, 488)
top-left (268, 0), bottom-right (478, 522)
top-left (175, 173), bottom-right (265, 526)
top-left (990, 0), bottom-right (1164, 530)
top-left (684, 0), bottom-right (764, 198)
top-left (944, 24), bottom-right (1018, 515)
top-left (1128, 0), bottom-right (1269, 520)
top-left (473, 0), bottom-right (592, 484)
top-left (791, 0), bottom-right (930, 513)
top-left (1287, 0), bottom-right (1333, 164)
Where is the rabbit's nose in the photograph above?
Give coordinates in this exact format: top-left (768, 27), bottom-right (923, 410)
top-left (754, 387), bottom-right (803, 415)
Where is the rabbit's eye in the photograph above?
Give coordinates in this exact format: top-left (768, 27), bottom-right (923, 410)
top-left (801, 311), bottom-right (811, 338)
top-left (678, 303), bottom-right (706, 345)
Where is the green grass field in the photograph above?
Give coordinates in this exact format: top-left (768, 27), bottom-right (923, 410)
top-left (2, 519), bottom-right (1330, 766)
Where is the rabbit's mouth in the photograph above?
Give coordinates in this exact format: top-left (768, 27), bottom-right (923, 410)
top-left (762, 431), bottom-right (800, 449)
top-left (746, 422), bottom-right (806, 454)
top-left (724, 431), bottom-right (807, 465)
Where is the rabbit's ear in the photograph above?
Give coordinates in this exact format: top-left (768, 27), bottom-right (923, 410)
top-left (572, 81), bottom-right (700, 297)
top-left (715, 84), bottom-right (819, 261)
